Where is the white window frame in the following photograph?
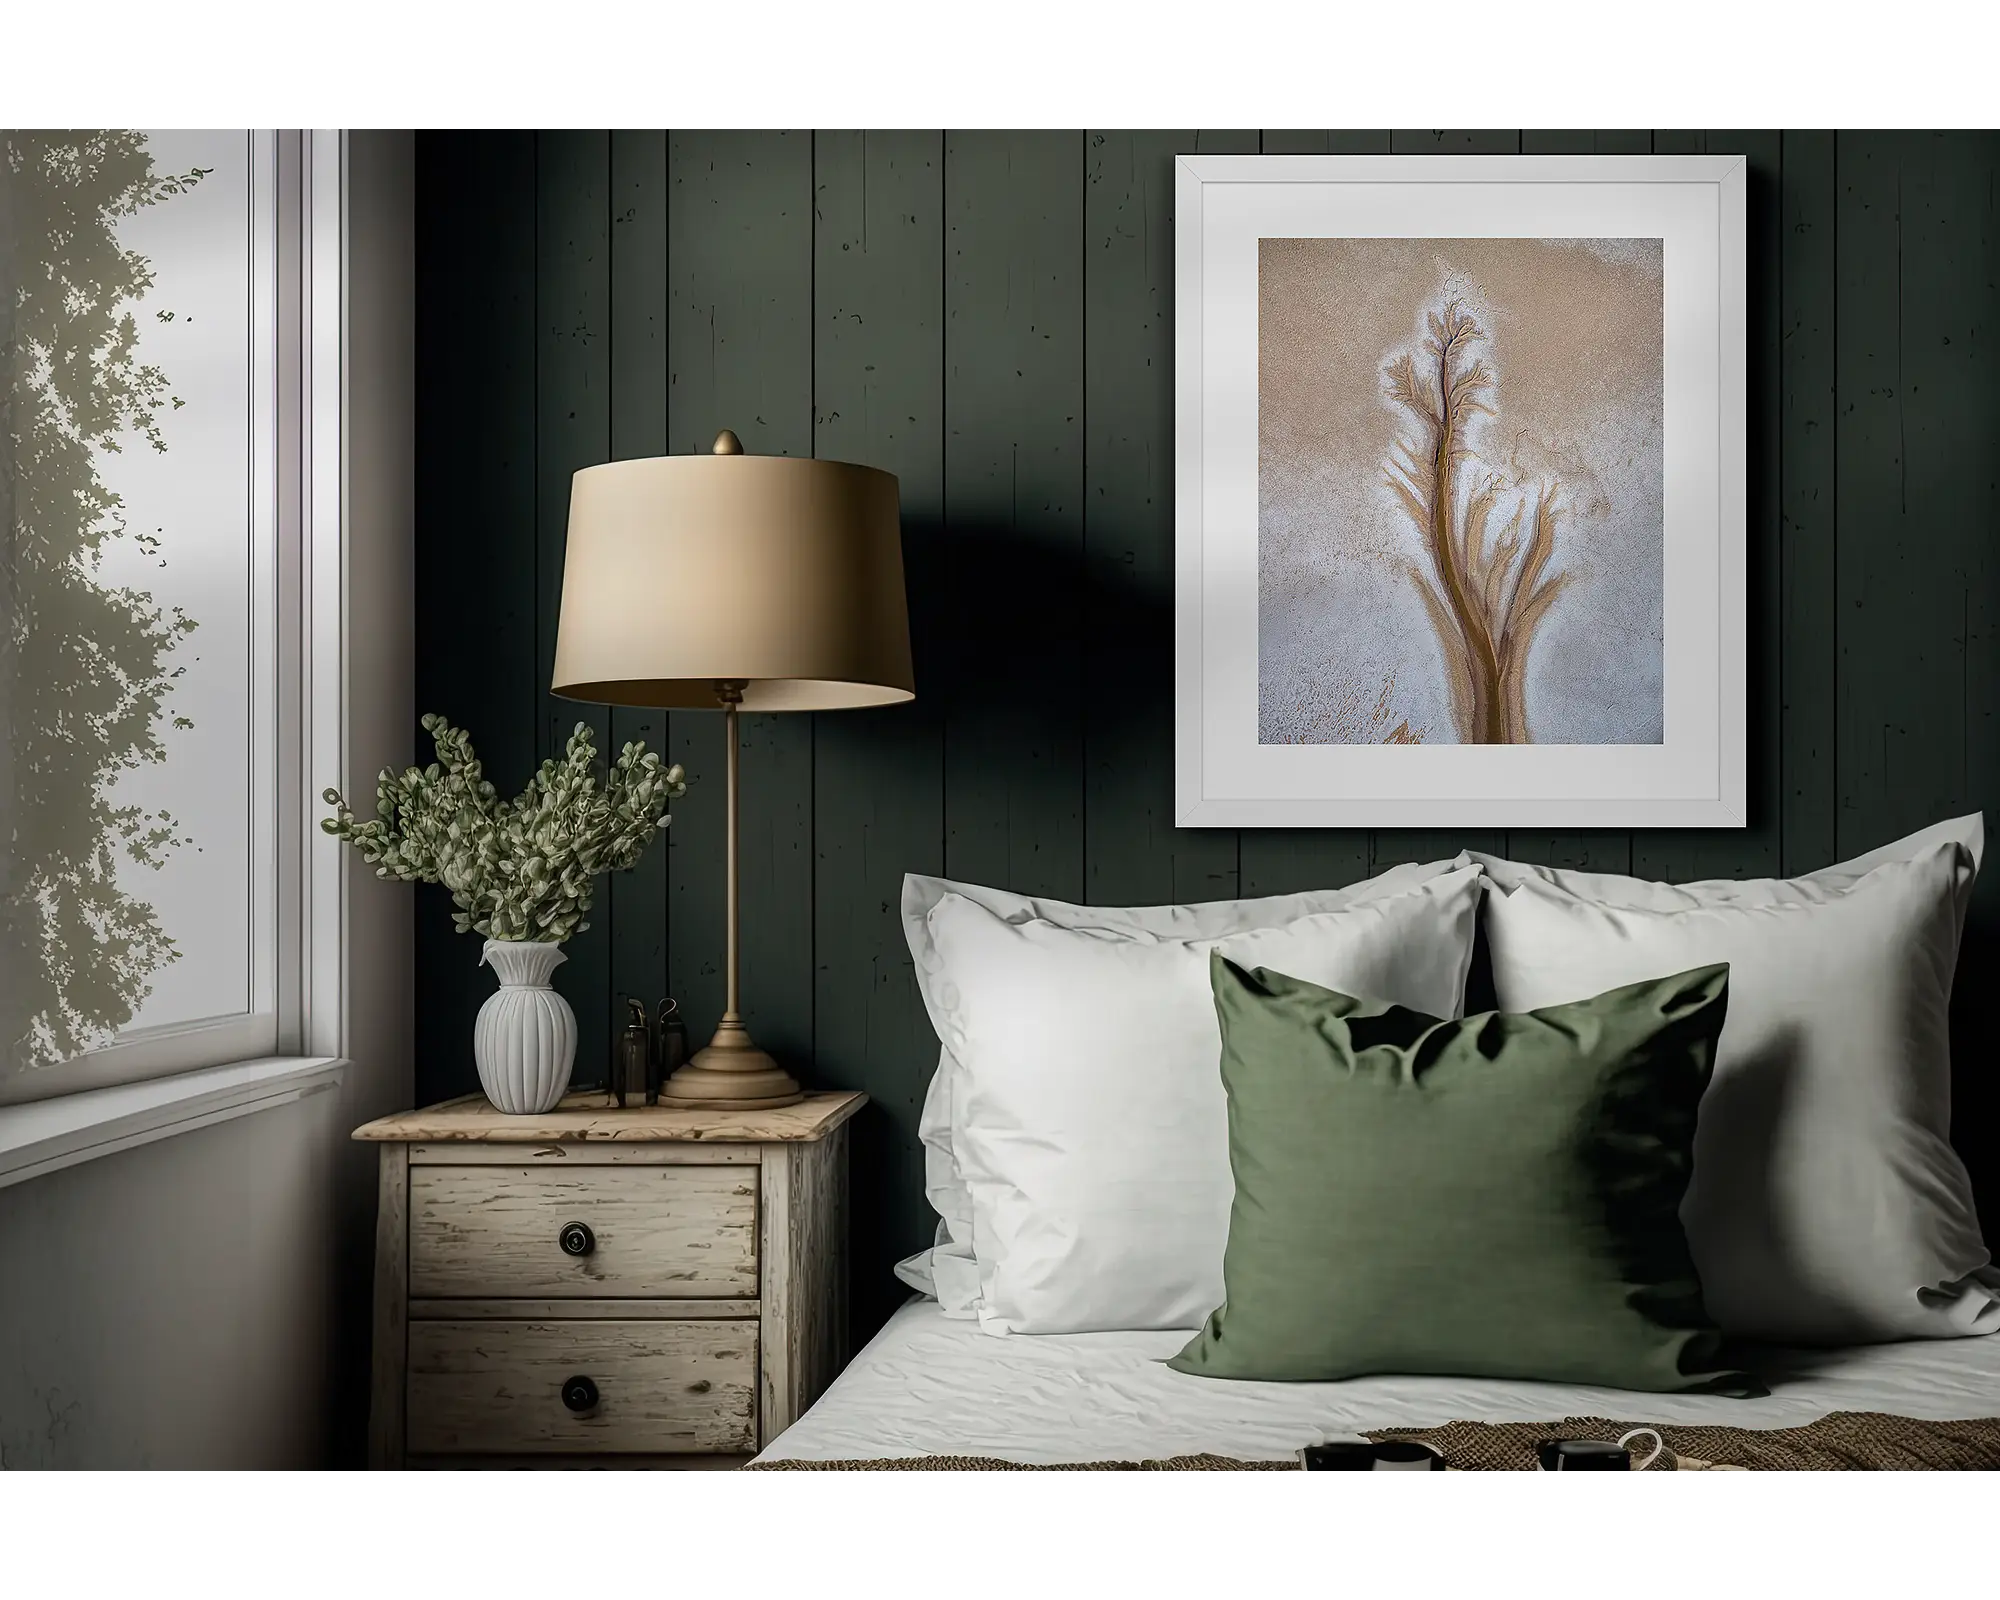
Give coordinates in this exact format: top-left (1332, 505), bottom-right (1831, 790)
top-left (0, 129), bottom-right (348, 1109)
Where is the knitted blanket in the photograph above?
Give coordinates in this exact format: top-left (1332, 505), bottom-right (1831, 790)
top-left (746, 1411), bottom-right (2000, 1471)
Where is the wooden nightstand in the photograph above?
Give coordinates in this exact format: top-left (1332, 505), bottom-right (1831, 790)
top-left (354, 1089), bottom-right (864, 1468)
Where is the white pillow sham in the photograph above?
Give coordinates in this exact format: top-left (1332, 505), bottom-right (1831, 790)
top-left (926, 867), bottom-right (1484, 1335)
top-left (1456, 813), bottom-right (1983, 924)
top-left (1484, 841), bottom-right (1998, 1345)
top-left (894, 860), bottom-right (1469, 1310)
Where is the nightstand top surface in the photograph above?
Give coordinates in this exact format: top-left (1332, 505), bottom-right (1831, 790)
top-left (353, 1089), bottom-right (865, 1144)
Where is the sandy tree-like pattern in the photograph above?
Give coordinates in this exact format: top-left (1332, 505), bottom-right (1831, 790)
top-left (1383, 297), bottom-right (1569, 745)
top-left (1268, 670), bottom-right (1426, 745)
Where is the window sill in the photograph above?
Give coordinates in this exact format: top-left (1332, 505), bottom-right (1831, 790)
top-left (0, 1056), bottom-right (347, 1191)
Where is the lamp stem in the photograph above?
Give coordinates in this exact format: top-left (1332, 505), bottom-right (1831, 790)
top-left (656, 679), bottom-right (803, 1110)
top-left (723, 692), bottom-right (741, 1022)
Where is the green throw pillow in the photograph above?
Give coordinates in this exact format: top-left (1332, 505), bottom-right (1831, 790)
top-left (1170, 957), bottom-right (1746, 1393)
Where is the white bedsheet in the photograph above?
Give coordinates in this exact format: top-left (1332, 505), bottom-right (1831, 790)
top-left (760, 1298), bottom-right (2000, 1463)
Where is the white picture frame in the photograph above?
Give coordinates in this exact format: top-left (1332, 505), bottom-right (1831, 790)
top-left (1174, 154), bottom-right (1746, 829)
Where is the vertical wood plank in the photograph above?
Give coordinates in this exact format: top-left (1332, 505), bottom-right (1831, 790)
top-left (1499, 832), bottom-right (1633, 872)
top-left (812, 129), bottom-right (946, 1336)
top-left (1840, 132), bottom-right (2000, 1226)
top-left (1085, 130), bottom-right (1253, 908)
top-left (942, 131), bottom-right (1086, 900)
top-left (1369, 829), bottom-right (1500, 871)
top-left (666, 132), bottom-right (817, 1072)
top-left (414, 133), bottom-right (539, 1104)
top-left (1522, 130), bottom-right (1596, 154)
top-left (367, 1143), bottom-right (408, 1469)
top-left (537, 132), bottom-right (614, 1085)
top-left (1237, 129), bottom-right (1390, 894)
top-left (1631, 131), bottom-right (1784, 882)
top-left (1939, 132), bottom-right (2000, 1228)
top-left (1950, 132), bottom-right (2000, 865)
top-left (1392, 130), bottom-right (1523, 154)
top-left (1238, 834), bottom-right (1373, 897)
top-left (1887, 131), bottom-right (1988, 836)
top-left (608, 130), bottom-right (671, 1025)
top-left (1596, 131), bottom-right (1655, 155)
top-left (1779, 131), bottom-right (1839, 876)
top-left (1836, 132), bottom-right (1965, 859)
top-left (1259, 132), bottom-right (1393, 155)
top-left (1523, 130), bottom-right (1654, 154)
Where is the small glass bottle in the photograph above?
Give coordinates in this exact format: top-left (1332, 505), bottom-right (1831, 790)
top-left (612, 997), bottom-right (652, 1108)
top-left (655, 997), bottom-right (689, 1105)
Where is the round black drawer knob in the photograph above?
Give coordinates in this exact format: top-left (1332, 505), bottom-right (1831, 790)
top-left (558, 1221), bottom-right (595, 1257)
top-left (561, 1375), bottom-right (599, 1413)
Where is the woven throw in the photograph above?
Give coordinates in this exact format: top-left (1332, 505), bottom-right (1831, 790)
top-left (1366, 1411), bottom-right (2000, 1471)
top-left (746, 1411), bottom-right (2000, 1471)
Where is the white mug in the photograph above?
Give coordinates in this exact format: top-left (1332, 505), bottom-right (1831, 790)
top-left (1536, 1428), bottom-right (1666, 1471)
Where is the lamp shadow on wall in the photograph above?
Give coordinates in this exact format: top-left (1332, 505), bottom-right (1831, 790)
top-left (1950, 936), bottom-right (2000, 1237)
top-left (829, 508), bottom-right (1178, 1338)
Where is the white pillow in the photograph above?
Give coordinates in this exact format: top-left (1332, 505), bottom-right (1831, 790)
top-left (926, 868), bottom-right (1483, 1335)
top-left (1456, 813), bottom-right (1983, 924)
top-left (894, 860), bottom-right (1469, 1310)
top-left (1484, 843), bottom-right (1999, 1345)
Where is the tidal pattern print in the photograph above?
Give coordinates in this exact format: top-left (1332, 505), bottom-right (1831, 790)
top-left (1259, 238), bottom-right (1664, 745)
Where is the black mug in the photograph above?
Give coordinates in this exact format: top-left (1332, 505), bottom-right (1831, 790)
top-left (1302, 1439), bottom-right (1446, 1472)
top-left (1535, 1428), bottom-right (1665, 1471)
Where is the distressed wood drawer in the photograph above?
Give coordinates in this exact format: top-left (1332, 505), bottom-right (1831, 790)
top-left (361, 1093), bottom-right (865, 1466)
top-left (407, 1319), bottom-right (758, 1455)
top-left (408, 1165), bottom-right (757, 1300)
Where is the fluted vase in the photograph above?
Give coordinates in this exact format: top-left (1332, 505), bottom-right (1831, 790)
top-left (473, 940), bottom-right (578, 1114)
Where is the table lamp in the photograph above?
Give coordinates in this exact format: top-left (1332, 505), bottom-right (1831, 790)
top-left (552, 430), bottom-right (913, 1109)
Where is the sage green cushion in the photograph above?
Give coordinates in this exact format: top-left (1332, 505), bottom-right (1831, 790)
top-left (1170, 957), bottom-right (1744, 1392)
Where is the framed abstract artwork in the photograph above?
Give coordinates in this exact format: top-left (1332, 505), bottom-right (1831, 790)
top-left (1174, 155), bottom-right (1745, 828)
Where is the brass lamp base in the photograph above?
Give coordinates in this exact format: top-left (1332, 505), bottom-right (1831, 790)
top-left (658, 1016), bottom-right (803, 1111)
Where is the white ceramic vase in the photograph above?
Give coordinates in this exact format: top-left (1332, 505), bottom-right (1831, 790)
top-left (473, 940), bottom-right (578, 1114)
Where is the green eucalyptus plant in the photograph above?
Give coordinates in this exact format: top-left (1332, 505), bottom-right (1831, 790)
top-left (321, 714), bottom-right (687, 944)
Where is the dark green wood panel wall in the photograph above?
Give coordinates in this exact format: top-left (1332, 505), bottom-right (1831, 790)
top-left (415, 130), bottom-right (2000, 1339)
top-left (811, 130), bottom-right (946, 1294)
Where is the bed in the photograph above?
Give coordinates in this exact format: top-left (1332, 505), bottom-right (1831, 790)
top-left (757, 1298), bottom-right (2000, 1465)
top-left (814, 834), bottom-right (2000, 1470)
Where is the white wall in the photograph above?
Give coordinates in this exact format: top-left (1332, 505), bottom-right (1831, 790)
top-left (0, 130), bottom-right (414, 1469)
top-left (0, 1092), bottom-right (341, 1467)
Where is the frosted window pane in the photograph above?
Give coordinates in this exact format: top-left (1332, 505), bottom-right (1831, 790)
top-left (3, 130), bottom-right (255, 1072)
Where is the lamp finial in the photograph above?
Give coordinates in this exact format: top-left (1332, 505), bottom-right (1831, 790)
top-left (711, 428), bottom-right (743, 456)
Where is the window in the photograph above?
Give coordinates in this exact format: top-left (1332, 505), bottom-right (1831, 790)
top-left (1, 129), bottom-right (335, 1105)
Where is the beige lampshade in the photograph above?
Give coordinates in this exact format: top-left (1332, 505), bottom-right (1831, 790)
top-left (551, 446), bottom-right (914, 711)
